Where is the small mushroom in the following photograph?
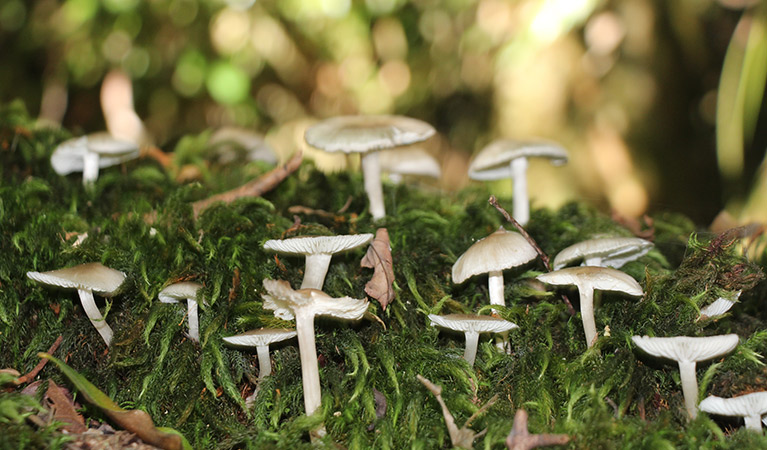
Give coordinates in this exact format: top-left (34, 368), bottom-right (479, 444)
top-left (428, 314), bottom-right (518, 366)
top-left (699, 391), bottom-right (767, 431)
top-left (261, 279), bottom-right (368, 419)
top-left (699, 291), bottom-right (741, 320)
top-left (263, 234), bottom-right (374, 289)
top-left (632, 334), bottom-right (739, 419)
top-left (51, 133), bottom-right (139, 186)
top-left (468, 139), bottom-right (568, 225)
top-left (304, 115), bottom-right (436, 220)
top-left (378, 147), bottom-right (441, 184)
top-left (552, 237), bottom-right (654, 270)
top-left (27, 263), bottom-right (126, 346)
top-left (222, 328), bottom-right (297, 379)
top-left (452, 227), bottom-right (538, 312)
top-left (537, 267), bottom-right (642, 348)
top-left (158, 281), bottom-right (204, 342)
top-left (208, 126), bottom-right (278, 165)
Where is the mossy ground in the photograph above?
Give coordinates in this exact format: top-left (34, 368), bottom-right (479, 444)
top-left (2, 100), bottom-right (767, 449)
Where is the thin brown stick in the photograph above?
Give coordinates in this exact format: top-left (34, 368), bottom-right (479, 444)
top-left (14, 335), bottom-right (63, 385)
top-left (191, 151), bottom-right (303, 219)
top-left (489, 195), bottom-right (575, 316)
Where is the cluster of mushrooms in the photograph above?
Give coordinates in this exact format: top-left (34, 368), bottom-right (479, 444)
top-left (27, 114), bottom-right (767, 445)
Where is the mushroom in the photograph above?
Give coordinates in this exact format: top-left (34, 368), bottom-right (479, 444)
top-left (699, 291), bottom-right (741, 320)
top-left (452, 227), bottom-right (538, 312)
top-left (263, 234), bottom-right (374, 290)
top-left (51, 133), bottom-right (140, 186)
top-left (428, 314), bottom-right (518, 366)
top-left (378, 147), bottom-right (441, 184)
top-left (552, 237), bottom-right (654, 270)
top-left (536, 267), bottom-right (642, 348)
top-left (158, 281), bottom-right (204, 342)
top-left (261, 279), bottom-right (368, 419)
top-left (632, 334), bottom-right (739, 419)
top-left (208, 126), bottom-right (278, 165)
top-left (27, 262), bottom-right (126, 346)
top-left (222, 328), bottom-right (297, 379)
top-left (699, 391), bottom-right (767, 431)
top-left (468, 139), bottom-right (568, 225)
top-left (304, 115), bottom-right (436, 220)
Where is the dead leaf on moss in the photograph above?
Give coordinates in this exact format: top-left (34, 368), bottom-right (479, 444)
top-left (45, 379), bottom-right (86, 433)
top-left (361, 228), bottom-right (395, 310)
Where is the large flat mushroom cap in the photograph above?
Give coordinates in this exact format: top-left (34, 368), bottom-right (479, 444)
top-left (632, 334), bottom-right (739, 363)
top-left (536, 266), bottom-right (643, 297)
top-left (158, 281), bottom-right (203, 304)
top-left (699, 392), bottom-right (767, 417)
top-left (468, 139), bottom-right (568, 181)
top-left (428, 313), bottom-right (518, 334)
top-left (261, 279), bottom-right (368, 321)
top-left (452, 227), bottom-right (537, 283)
top-left (27, 262), bottom-right (126, 296)
top-left (222, 328), bottom-right (297, 347)
top-left (304, 115), bottom-right (435, 153)
top-left (552, 237), bottom-right (654, 269)
top-left (264, 234), bottom-right (374, 256)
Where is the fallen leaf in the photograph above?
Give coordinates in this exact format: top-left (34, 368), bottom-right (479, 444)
top-left (45, 379), bottom-right (86, 433)
top-left (360, 228), bottom-right (395, 309)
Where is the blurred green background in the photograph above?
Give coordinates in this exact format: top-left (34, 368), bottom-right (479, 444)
top-left (1, 0), bottom-right (765, 225)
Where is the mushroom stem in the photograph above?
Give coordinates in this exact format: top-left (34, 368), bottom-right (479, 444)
top-left (744, 414), bottom-right (763, 431)
top-left (256, 345), bottom-right (272, 379)
top-left (509, 157), bottom-right (529, 225)
top-left (463, 331), bottom-right (480, 367)
top-left (362, 152), bottom-right (385, 220)
top-left (302, 253), bottom-right (333, 289)
top-left (578, 286), bottom-right (597, 348)
top-left (77, 288), bottom-right (113, 346)
top-left (678, 360), bottom-right (699, 420)
top-left (294, 308), bottom-right (322, 416)
top-left (583, 256), bottom-right (603, 266)
top-left (82, 152), bottom-right (100, 186)
top-left (187, 299), bottom-right (199, 342)
top-left (487, 270), bottom-right (506, 311)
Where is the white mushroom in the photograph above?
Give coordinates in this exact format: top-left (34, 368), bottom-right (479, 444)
top-left (700, 392), bottom-right (767, 431)
top-left (468, 139), bottom-right (568, 225)
top-left (27, 263), bottom-right (126, 346)
top-left (208, 127), bottom-right (278, 165)
top-left (552, 237), bottom-right (654, 270)
top-left (452, 227), bottom-right (538, 312)
top-left (51, 133), bottom-right (139, 186)
top-left (428, 314), bottom-right (518, 366)
top-left (263, 234), bottom-right (374, 290)
top-left (632, 334), bottom-right (739, 420)
top-left (261, 279), bottom-right (368, 419)
top-left (699, 291), bottom-right (741, 320)
top-left (223, 328), bottom-right (297, 379)
top-left (158, 281), bottom-right (204, 342)
top-left (378, 147), bottom-right (441, 184)
top-left (304, 115), bottom-right (436, 220)
top-left (537, 267), bottom-right (642, 348)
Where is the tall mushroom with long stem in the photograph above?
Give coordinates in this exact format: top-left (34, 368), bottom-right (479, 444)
top-left (304, 115), bottom-right (436, 220)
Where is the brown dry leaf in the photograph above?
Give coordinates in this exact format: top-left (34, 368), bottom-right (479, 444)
top-left (45, 379), bottom-right (87, 433)
top-left (360, 228), bottom-right (395, 309)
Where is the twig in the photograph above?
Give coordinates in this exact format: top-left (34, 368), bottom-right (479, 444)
top-left (14, 335), bottom-right (63, 385)
top-left (505, 409), bottom-right (570, 450)
top-left (191, 151), bottom-right (303, 219)
top-left (488, 195), bottom-right (575, 316)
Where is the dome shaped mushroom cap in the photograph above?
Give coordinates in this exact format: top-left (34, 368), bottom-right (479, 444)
top-left (552, 237), bottom-right (654, 269)
top-left (158, 281), bottom-right (203, 304)
top-left (428, 313), bottom-right (518, 334)
top-left (27, 262), bottom-right (126, 296)
top-left (631, 334), bottom-right (739, 363)
top-left (264, 234), bottom-right (374, 256)
top-left (304, 115), bottom-right (436, 153)
top-left (452, 227), bottom-right (538, 283)
top-left (261, 279), bottom-right (368, 321)
top-left (222, 328), bottom-right (297, 347)
top-left (536, 266), bottom-right (643, 297)
top-left (700, 392), bottom-right (767, 418)
top-left (468, 139), bottom-right (568, 181)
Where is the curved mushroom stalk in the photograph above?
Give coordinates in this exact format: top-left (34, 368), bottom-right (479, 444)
top-left (361, 152), bottom-right (385, 220)
top-left (509, 157), bottom-right (529, 225)
top-left (78, 288), bottom-right (113, 345)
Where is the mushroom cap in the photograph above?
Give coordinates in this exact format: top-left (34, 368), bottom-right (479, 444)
top-left (428, 313), bottom-right (518, 334)
top-left (27, 262), bottom-right (126, 296)
top-left (699, 291), bottom-right (741, 319)
top-left (51, 134), bottom-right (139, 176)
top-left (304, 115), bottom-right (436, 154)
top-left (222, 328), bottom-right (297, 347)
top-left (699, 392), bottom-right (767, 418)
top-left (552, 237), bottom-right (654, 269)
top-left (261, 279), bottom-right (368, 321)
top-left (468, 139), bottom-right (568, 181)
top-left (631, 334), bottom-right (739, 363)
top-left (263, 234), bottom-right (374, 256)
top-left (379, 147), bottom-right (441, 179)
top-left (158, 281), bottom-right (203, 304)
top-left (452, 227), bottom-right (538, 284)
top-left (209, 126), bottom-right (278, 165)
top-left (536, 266), bottom-right (643, 297)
